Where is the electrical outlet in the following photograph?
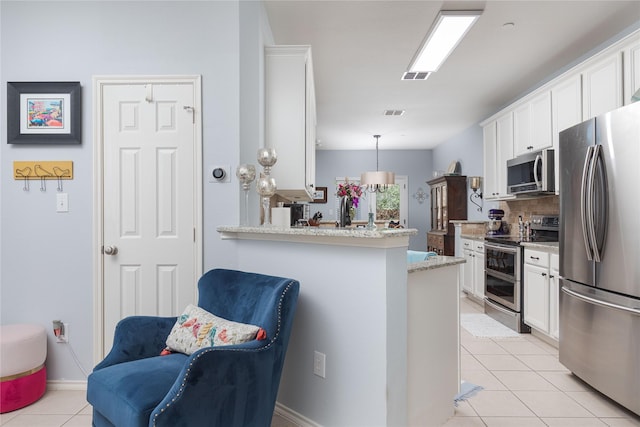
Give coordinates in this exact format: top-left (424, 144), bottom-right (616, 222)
top-left (313, 351), bottom-right (326, 378)
top-left (57, 323), bottom-right (69, 343)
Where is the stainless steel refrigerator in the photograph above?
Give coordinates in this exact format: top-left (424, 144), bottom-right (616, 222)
top-left (559, 101), bottom-right (640, 416)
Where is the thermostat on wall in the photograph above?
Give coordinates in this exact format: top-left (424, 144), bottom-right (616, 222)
top-left (208, 165), bottom-right (230, 183)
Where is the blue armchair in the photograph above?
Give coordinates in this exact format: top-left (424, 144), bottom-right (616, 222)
top-left (87, 269), bottom-right (300, 427)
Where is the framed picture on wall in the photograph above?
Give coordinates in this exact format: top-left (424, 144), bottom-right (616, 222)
top-left (7, 81), bottom-right (82, 144)
top-left (311, 186), bottom-right (328, 203)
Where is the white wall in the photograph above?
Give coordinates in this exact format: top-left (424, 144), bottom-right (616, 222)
top-left (0, 0), bottom-right (269, 381)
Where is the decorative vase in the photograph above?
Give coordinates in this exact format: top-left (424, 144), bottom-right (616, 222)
top-left (236, 164), bottom-right (256, 226)
top-left (338, 196), bottom-right (351, 227)
top-left (256, 174), bottom-right (277, 226)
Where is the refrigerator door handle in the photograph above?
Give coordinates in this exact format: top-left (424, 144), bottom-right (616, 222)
top-left (592, 145), bottom-right (608, 263)
top-left (561, 286), bottom-right (640, 316)
top-left (581, 146), bottom-right (595, 261)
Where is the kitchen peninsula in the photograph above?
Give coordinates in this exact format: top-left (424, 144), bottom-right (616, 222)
top-left (217, 226), bottom-right (463, 426)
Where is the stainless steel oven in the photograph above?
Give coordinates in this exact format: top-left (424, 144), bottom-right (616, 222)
top-left (483, 215), bottom-right (559, 333)
top-left (485, 242), bottom-right (521, 312)
top-left (483, 240), bottom-right (531, 333)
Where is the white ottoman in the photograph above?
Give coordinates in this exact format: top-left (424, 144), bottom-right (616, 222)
top-left (0, 324), bottom-right (47, 413)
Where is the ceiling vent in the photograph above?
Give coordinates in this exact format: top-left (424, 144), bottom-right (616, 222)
top-left (384, 109), bottom-right (405, 116)
top-left (401, 71), bottom-right (431, 81)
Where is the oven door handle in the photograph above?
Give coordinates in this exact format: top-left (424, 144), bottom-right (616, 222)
top-left (484, 242), bottom-right (520, 255)
top-left (485, 268), bottom-right (516, 284)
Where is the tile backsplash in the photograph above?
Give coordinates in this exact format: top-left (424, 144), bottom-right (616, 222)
top-left (500, 195), bottom-right (559, 235)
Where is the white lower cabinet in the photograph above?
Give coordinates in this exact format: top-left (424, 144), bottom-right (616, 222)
top-left (461, 238), bottom-right (485, 300)
top-left (473, 242), bottom-right (485, 300)
top-left (461, 239), bottom-right (473, 294)
top-left (523, 247), bottom-right (559, 340)
top-left (549, 254), bottom-right (560, 340)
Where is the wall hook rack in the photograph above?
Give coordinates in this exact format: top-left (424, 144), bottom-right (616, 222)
top-left (13, 161), bottom-right (73, 192)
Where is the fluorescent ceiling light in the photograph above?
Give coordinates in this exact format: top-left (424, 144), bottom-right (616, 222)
top-left (408, 10), bottom-right (482, 73)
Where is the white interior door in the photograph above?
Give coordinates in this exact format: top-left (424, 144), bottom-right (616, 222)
top-left (95, 77), bottom-right (202, 356)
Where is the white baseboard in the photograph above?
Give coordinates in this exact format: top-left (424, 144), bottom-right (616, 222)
top-left (274, 402), bottom-right (322, 427)
top-left (47, 380), bottom-right (87, 391)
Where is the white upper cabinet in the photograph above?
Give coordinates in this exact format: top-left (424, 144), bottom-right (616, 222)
top-left (482, 112), bottom-right (515, 201)
top-left (622, 36), bottom-right (640, 105)
top-left (551, 74), bottom-right (583, 194)
top-left (265, 45), bottom-right (316, 202)
top-left (482, 29), bottom-right (638, 200)
top-left (482, 122), bottom-right (498, 199)
top-left (582, 51), bottom-right (623, 119)
top-left (514, 91), bottom-right (553, 157)
top-left (496, 112), bottom-right (515, 200)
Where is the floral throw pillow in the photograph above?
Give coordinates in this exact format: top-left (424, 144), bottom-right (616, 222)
top-left (164, 304), bottom-right (266, 355)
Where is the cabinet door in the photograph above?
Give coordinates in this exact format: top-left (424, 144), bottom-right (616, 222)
top-left (483, 122), bottom-right (498, 199)
top-left (473, 251), bottom-right (485, 299)
top-left (530, 91), bottom-right (553, 152)
top-left (514, 103), bottom-right (531, 157)
top-left (623, 37), bottom-right (640, 105)
top-left (549, 268), bottom-right (559, 340)
top-left (441, 184), bottom-right (448, 230)
top-left (523, 263), bottom-right (550, 333)
top-left (552, 74), bottom-right (583, 194)
top-left (496, 112), bottom-right (514, 199)
top-left (462, 248), bottom-right (474, 294)
top-left (549, 254), bottom-right (560, 340)
top-left (514, 92), bottom-right (552, 157)
top-left (265, 46), bottom-right (315, 200)
top-left (583, 52), bottom-right (623, 119)
top-left (305, 60), bottom-right (316, 191)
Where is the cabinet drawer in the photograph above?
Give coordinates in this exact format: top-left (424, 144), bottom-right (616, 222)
top-left (550, 253), bottom-right (559, 270)
top-left (461, 239), bottom-right (473, 250)
top-left (474, 241), bottom-right (485, 253)
top-left (525, 249), bottom-right (550, 268)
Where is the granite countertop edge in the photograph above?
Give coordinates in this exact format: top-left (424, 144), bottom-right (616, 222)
top-left (460, 234), bottom-right (486, 241)
top-left (408, 256), bottom-right (465, 273)
top-left (450, 220), bottom-right (488, 225)
top-left (521, 241), bottom-right (560, 253)
top-left (217, 225), bottom-right (418, 238)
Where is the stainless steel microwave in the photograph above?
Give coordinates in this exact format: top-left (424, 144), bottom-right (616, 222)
top-left (507, 149), bottom-right (555, 196)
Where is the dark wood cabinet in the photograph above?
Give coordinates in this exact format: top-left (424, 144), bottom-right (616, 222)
top-left (427, 175), bottom-right (467, 256)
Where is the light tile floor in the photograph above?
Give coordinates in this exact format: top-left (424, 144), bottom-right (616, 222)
top-left (444, 294), bottom-right (640, 427)
top-left (2, 294), bottom-right (638, 426)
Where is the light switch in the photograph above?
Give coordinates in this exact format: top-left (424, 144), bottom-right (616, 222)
top-left (56, 193), bottom-right (69, 213)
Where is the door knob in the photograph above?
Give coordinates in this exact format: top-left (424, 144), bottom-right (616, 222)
top-left (103, 245), bottom-right (118, 255)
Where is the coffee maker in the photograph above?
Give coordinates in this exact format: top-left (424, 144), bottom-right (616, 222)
top-left (284, 203), bottom-right (305, 226)
top-left (486, 209), bottom-right (507, 235)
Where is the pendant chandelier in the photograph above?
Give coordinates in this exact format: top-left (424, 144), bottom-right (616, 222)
top-left (360, 135), bottom-right (395, 193)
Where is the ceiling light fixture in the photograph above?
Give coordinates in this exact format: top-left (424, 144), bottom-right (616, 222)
top-left (361, 135), bottom-right (395, 193)
top-left (408, 10), bottom-right (483, 73)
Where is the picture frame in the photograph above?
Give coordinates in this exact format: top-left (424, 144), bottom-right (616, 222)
top-left (7, 81), bottom-right (82, 145)
top-left (311, 186), bottom-right (328, 203)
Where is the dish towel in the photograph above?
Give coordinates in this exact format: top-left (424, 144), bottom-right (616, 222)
top-left (453, 380), bottom-right (483, 407)
top-left (406, 250), bottom-right (438, 263)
